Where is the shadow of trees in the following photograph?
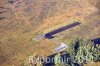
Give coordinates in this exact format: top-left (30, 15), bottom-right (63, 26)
top-left (92, 38), bottom-right (100, 45)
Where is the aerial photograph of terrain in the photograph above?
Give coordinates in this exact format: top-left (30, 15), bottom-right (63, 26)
top-left (0, 0), bottom-right (100, 66)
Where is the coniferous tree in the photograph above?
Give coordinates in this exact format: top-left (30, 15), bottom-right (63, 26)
top-left (54, 53), bottom-right (64, 66)
top-left (68, 38), bottom-right (99, 66)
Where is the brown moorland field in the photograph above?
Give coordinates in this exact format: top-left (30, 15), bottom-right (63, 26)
top-left (0, 0), bottom-right (100, 66)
